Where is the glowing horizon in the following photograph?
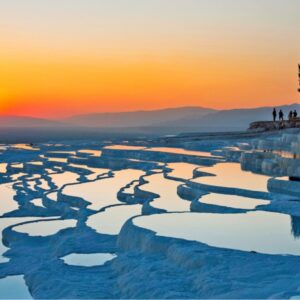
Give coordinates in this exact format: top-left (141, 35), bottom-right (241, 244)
top-left (0, 0), bottom-right (299, 118)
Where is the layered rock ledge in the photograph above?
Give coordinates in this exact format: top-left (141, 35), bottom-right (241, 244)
top-left (249, 118), bottom-right (300, 131)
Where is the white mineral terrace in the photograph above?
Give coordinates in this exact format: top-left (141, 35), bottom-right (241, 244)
top-left (0, 133), bottom-right (299, 299)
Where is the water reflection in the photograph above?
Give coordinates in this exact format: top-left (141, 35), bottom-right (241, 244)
top-left (104, 145), bottom-right (145, 150)
top-left (11, 144), bottom-right (39, 151)
top-left (49, 172), bottom-right (80, 188)
top-left (47, 151), bottom-right (76, 155)
top-left (0, 275), bottom-right (31, 299)
top-left (199, 193), bottom-right (270, 209)
top-left (62, 253), bottom-right (116, 267)
top-left (77, 149), bottom-right (102, 157)
top-left (192, 163), bottom-right (269, 193)
top-left (167, 162), bottom-right (199, 180)
top-left (37, 179), bottom-right (50, 190)
top-left (0, 184), bottom-right (18, 216)
top-left (122, 181), bottom-right (139, 194)
top-left (31, 198), bottom-right (45, 208)
top-left (47, 157), bottom-right (68, 163)
top-left (134, 211), bottom-right (300, 255)
top-left (63, 169), bottom-right (144, 211)
top-left (69, 164), bottom-right (109, 180)
top-left (14, 219), bottom-right (76, 236)
top-left (47, 192), bottom-right (58, 201)
top-left (87, 204), bottom-right (141, 235)
top-left (145, 147), bottom-right (217, 157)
top-left (141, 173), bottom-right (190, 212)
top-left (0, 217), bottom-right (42, 263)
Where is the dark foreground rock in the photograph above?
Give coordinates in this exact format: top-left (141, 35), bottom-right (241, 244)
top-left (249, 118), bottom-right (300, 131)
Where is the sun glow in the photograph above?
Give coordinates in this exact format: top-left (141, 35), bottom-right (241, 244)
top-left (0, 0), bottom-right (299, 118)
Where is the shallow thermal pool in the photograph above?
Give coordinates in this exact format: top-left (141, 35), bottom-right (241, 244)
top-left (77, 149), bottom-right (102, 157)
top-left (69, 164), bottom-right (109, 180)
top-left (49, 172), bottom-right (80, 188)
top-left (167, 162), bottom-right (200, 180)
top-left (0, 163), bottom-right (7, 173)
top-left (199, 193), bottom-right (270, 209)
top-left (47, 191), bottom-right (58, 201)
top-left (0, 217), bottom-right (42, 263)
top-left (122, 180), bottom-right (140, 194)
top-left (104, 145), bottom-right (146, 150)
top-left (0, 184), bottom-right (19, 216)
top-left (0, 275), bottom-right (31, 299)
top-left (37, 178), bottom-right (51, 190)
top-left (272, 150), bottom-right (300, 159)
top-left (63, 169), bottom-right (144, 211)
top-left (87, 204), bottom-right (141, 235)
top-left (14, 219), bottom-right (77, 236)
top-left (134, 211), bottom-right (300, 255)
top-left (11, 144), bottom-right (39, 151)
top-left (192, 162), bottom-right (270, 193)
top-left (140, 173), bottom-right (190, 212)
top-left (62, 253), bottom-right (116, 267)
top-left (144, 147), bottom-right (218, 157)
top-left (46, 157), bottom-right (68, 163)
top-left (31, 198), bottom-right (45, 208)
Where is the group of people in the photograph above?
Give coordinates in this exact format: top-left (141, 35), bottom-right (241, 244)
top-left (272, 108), bottom-right (298, 122)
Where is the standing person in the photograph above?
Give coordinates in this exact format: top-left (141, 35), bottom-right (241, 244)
top-left (289, 110), bottom-right (293, 121)
top-left (293, 110), bottom-right (298, 118)
top-left (279, 109), bottom-right (284, 121)
top-left (272, 108), bottom-right (277, 122)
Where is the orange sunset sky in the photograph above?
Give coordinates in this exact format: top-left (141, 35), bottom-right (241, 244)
top-left (0, 0), bottom-right (299, 119)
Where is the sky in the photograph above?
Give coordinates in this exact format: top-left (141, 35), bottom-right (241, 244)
top-left (0, 0), bottom-right (299, 118)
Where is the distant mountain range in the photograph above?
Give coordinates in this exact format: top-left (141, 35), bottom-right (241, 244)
top-left (0, 116), bottom-right (64, 128)
top-left (65, 107), bottom-right (215, 127)
top-left (153, 103), bottom-right (300, 132)
top-left (0, 103), bottom-right (299, 133)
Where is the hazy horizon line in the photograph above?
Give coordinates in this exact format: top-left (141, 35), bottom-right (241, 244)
top-left (0, 101), bottom-right (299, 121)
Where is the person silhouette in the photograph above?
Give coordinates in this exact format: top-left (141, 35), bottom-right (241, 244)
top-left (279, 109), bottom-right (284, 121)
top-left (272, 108), bottom-right (277, 122)
top-left (289, 110), bottom-right (293, 121)
top-left (293, 110), bottom-right (298, 118)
